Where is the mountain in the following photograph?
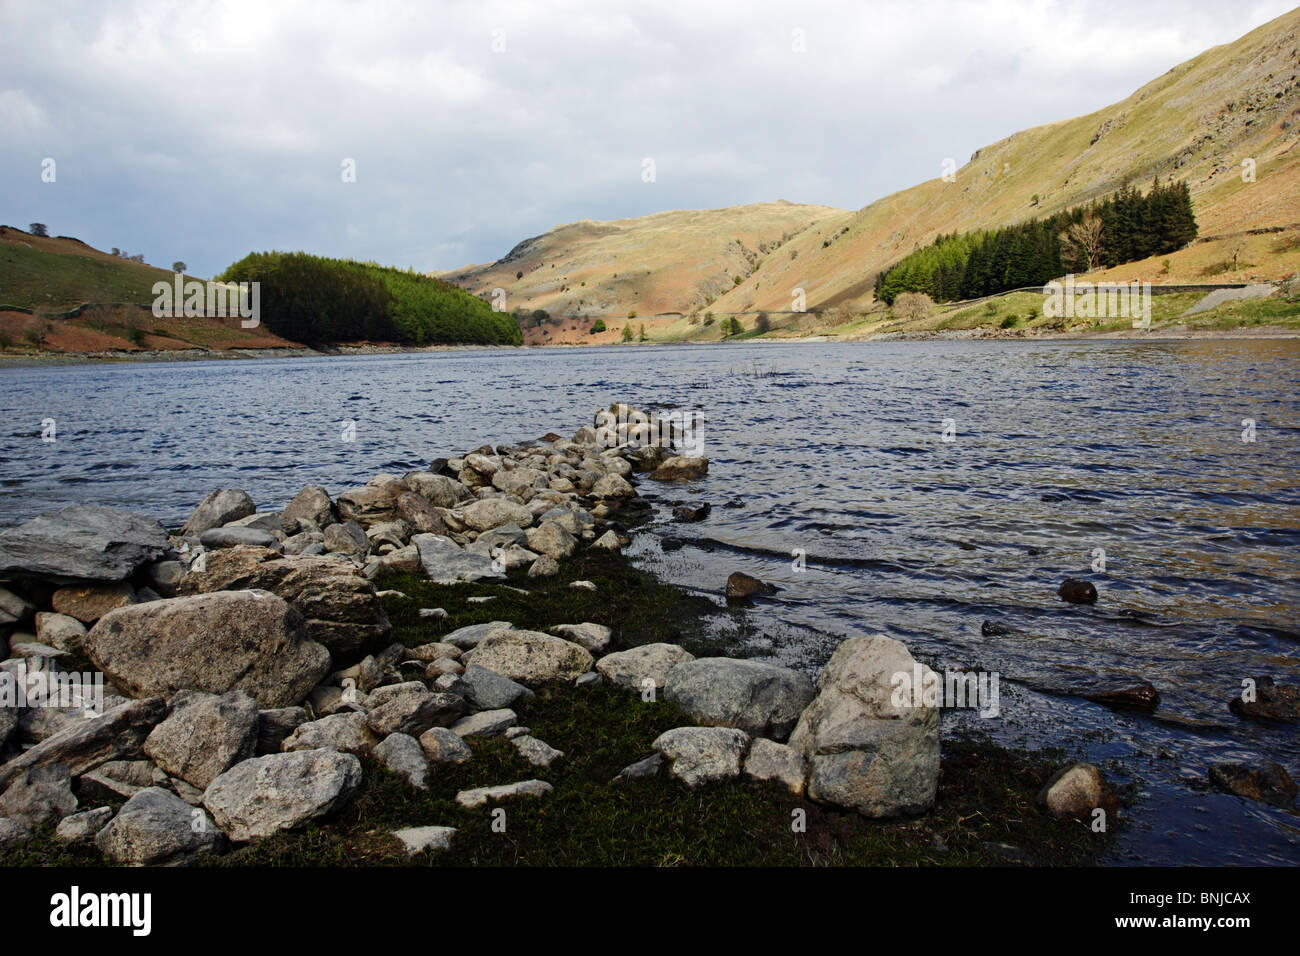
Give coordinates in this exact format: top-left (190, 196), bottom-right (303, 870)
top-left (445, 8), bottom-right (1300, 336)
top-left (437, 201), bottom-right (845, 320)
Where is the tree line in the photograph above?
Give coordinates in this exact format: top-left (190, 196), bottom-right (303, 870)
top-left (873, 178), bottom-right (1197, 305)
top-left (216, 252), bottom-right (522, 346)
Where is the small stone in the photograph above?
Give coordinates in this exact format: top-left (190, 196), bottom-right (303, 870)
top-left (418, 727), bottom-right (473, 764)
top-left (725, 571), bottom-right (775, 602)
top-left (451, 708), bottom-right (517, 739)
top-left (54, 806), bottom-right (113, 843)
top-left (569, 579), bottom-right (597, 591)
top-left (374, 733), bottom-right (429, 789)
top-left (391, 825), bottom-right (456, 856)
top-left (282, 712), bottom-right (379, 756)
top-left (455, 779), bottom-right (552, 808)
top-left (613, 753), bottom-right (663, 782)
top-left (510, 735), bottom-right (564, 767)
top-left (528, 555), bottom-right (560, 578)
top-left (1037, 762), bottom-right (1117, 820)
top-left (418, 607), bottom-right (448, 619)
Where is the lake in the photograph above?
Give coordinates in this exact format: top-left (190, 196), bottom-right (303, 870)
top-left (2, 338), bottom-right (1298, 865)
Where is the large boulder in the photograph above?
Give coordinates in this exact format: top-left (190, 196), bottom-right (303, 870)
top-left (665, 658), bottom-right (815, 741)
top-left (412, 534), bottom-right (505, 585)
top-left (787, 635), bottom-right (940, 818)
top-left (469, 630), bottom-right (593, 685)
top-left (182, 489), bottom-right (256, 536)
top-left (95, 787), bottom-right (221, 864)
top-left (0, 507), bottom-right (170, 582)
top-left (178, 546), bottom-right (391, 664)
top-left (142, 690), bottom-right (260, 790)
top-left (203, 749), bottom-right (363, 841)
top-left (84, 591), bottom-right (331, 708)
top-left (596, 643), bottom-right (695, 692)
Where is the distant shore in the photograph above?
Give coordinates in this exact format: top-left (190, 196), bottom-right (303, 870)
top-left (2, 324), bottom-right (1297, 367)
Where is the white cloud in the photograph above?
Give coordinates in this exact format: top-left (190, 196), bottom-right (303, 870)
top-left (0, 0), bottom-right (1294, 276)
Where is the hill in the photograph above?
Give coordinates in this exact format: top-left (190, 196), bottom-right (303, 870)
top-left (437, 201), bottom-right (845, 322)
top-left (453, 8), bottom-right (1300, 341)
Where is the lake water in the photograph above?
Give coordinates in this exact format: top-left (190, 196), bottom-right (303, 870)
top-left (2, 339), bottom-right (1298, 865)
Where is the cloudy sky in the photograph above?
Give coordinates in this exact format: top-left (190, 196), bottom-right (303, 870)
top-left (2, 0), bottom-right (1295, 277)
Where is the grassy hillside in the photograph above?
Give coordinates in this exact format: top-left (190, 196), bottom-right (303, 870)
top-left (0, 226), bottom-right (182, 312)
top-left (470, 8), bottom-right (1300, 339)
top-left (437, 201), bottom-right (845, 321)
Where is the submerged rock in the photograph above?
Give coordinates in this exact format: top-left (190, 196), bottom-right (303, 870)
top-left (1082, 681), bottom-right (1160, 713)
top-left (1209, 761), bottom-right (1297, 807)
top-left (725, 571), bottom-right (776, 602)
top-left (1057, 579), bottom-right (1098, 604)
top-left (1229, 676), bottom-right (1300, 722)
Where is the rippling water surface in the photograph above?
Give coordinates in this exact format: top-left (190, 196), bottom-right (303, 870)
top-left (2, 339), bottom-right (1297, 865)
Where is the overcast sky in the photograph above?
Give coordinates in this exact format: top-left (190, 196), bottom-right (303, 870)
top-left (2, 0), bottom-right (1295, 277)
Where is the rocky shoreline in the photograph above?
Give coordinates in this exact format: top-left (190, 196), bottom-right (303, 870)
top-left (0, 402), bottom-right (1250, 866)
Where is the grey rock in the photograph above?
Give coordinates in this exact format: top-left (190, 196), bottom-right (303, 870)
top-left (525, 521), bottom-right (578, 560)
top-left (0, 585), bottom-right (33, 624)
top-left (225, 512), bottom-right (282, 533)
top-left (510, 734), bottom-right (564, 768)
top-left (788, 634), bottom-right (940, 818)
top-left (374, 732), bottom-right (429, 789)
top-left (743, 738), bottom-right (807, 794)
top-left (412, 534), bottom-right (506, 585)
top-left (365, 682), bottom-right (467, 737)
top-left (596, 643), bottom-right (695, 692)
top-left (591, 473), bottom-right (634, 499)
top-left (282, 712), bottom-right (379, 756)
top-left (199, 526), bottom-right (279, 550)
top-left (203, 749), bottom-right (363, 841)
top-left (0, 697), bottom-right (166, 792)
top-left (323, 521), bottom-right (368, 555)
top-left (182, 489), bottom-right (256, 536)
top-left (178, 547), bottom-right (392, 665)
top-left (336, 482), bottom-right (405, 529)
top-left (256, 707), bottom-right (309, 755)
top-left (143, 560), bottom-right (185, 597)
top-left (0, 763), bottom-right (78, 824)
top-left (84, 591), bottom-right (330, 709)
top-left (54, 806), bottom-right (113, 843)
top-left (143, 690), bottom-right (259, 790)
top-left (0, 817), bottom-right (31, 849)
top-left (418, 726), bottom-right (473, 764)
top-left (34, 612), bottom-right (87, 653)
top-left (527, 554), bottom-right (560, 578)
top-left (458, 498), bottom-right (534, 533)
top-left (590, 530), bottom-right (622, 551)
top-left (402, 472), bottom-right (470, 509)
top-left (455, 779), bottom-right (552, 808)
top-left (280, 485), bottom-right (336, 534)
top-left (458, 664), bottom-right (535, 709)
top-left (96, 787), bottom-right (221, 863)
top-left (652, 727), bottom-right (749, 788)
top-left (450, 708), bottom-right (517, 739)
top-left (443, 621), bottom-right (514, 650)
top-left (391, 825), bottom-right (455, 856)
top-left (664, 657), bottom-right (815, 741)
top-left (547, 622), bottom-right (612, 653)
top-left (0, 506), bottom-right (170, 582)
top-left (471, 630), bottom-right (592, 685)
top-left (613, 753), bottom-right (663, 782)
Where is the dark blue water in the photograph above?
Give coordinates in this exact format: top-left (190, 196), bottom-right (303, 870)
top-left (2, 339), bottom-right (1298, 865)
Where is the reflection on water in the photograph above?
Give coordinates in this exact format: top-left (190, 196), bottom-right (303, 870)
top-left (1, 338), bottom-right (1297, 864)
